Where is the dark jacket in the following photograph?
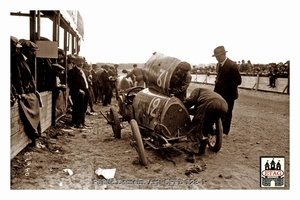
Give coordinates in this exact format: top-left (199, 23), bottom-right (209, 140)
top-left (91, 69), bottom-right (98, 86)
top-left (126, 67), bottom-right (144, 82)
top-left (67, 66), bottom-right (89, 97)
top-left (11, 52), bottom-right (36, 95)
top-left (100, 70), bottom-right (111, 89)
top-left (169, 71), bottom-right (192, 101)
top-left (214, 58), bottom-right (241, 100)
top-left (96, 68), bottom-right (104, 87)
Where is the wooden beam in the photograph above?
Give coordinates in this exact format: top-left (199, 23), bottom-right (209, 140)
top-left (10, 12), bottom-right (30, 17)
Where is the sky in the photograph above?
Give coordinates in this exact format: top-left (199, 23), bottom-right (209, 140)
top-left (78, 0), bottom-right (298, 65)
top-left (7, 0), bottom-right (299, 65)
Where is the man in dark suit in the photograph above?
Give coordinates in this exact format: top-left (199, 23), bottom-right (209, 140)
top-left (96, 66), bottom-right (104, 103)
top-left (91, 64), bottom-right (99, 104)
top-left (100, 65), bottom-right (114, 106)
top-left (212, 46), bottom-right (242, 136)
top-left (67, 56), bottom-right (89, 128)
top-left (11, 39), bottom-right (44, 147)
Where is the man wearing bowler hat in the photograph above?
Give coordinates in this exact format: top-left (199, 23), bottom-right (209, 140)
top-left (67, 55), bottom-right (90, 128)
top-left (212, 46), bottom-right (241, 137)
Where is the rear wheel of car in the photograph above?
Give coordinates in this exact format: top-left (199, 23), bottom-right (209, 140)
top-left (208, 118), bottom-right (223, 152)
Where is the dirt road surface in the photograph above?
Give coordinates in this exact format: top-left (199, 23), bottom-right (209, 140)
top-left (9, 83), bottom-right (290, 196)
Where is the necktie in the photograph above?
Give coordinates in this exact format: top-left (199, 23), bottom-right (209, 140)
top-left (217, 63), bottom-right (222, 75)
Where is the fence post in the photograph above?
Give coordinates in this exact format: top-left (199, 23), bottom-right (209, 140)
top-left (255, 73), bottom-right (260, 91)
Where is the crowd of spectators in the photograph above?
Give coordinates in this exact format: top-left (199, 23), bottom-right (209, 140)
top-left (190, 60), bottom-right (290, 78)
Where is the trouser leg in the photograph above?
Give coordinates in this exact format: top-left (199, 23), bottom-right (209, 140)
top-left (223, 99), bottom-right (234, 134)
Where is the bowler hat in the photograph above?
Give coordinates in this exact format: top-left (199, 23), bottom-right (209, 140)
top-left (133, 64), bottom-right (137, 67)
top-left (177, 61), bottom-right (191, 71)
top-left (19, 39), bottom-right (39, 51)
top-left (212, 46), bottom-right (227, 57)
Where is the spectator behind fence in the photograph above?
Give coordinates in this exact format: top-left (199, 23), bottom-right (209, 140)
top-left (267, 64), bottom-right (278, 88)
top-left (52, 63), bottom-right (66, 90)
top-left (212, 46), bottom-right (241, 137)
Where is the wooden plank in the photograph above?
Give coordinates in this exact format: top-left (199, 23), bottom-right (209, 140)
top-left (11, 131), bottom-right (31, 159)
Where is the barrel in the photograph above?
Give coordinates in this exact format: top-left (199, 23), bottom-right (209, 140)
top-left (132, 88), bottom-right (191, 138)
top-left (143, 52), bottom-right (190, 96)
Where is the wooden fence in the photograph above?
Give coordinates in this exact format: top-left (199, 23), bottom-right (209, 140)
top-left (191, 74), bottom-right (289, 94)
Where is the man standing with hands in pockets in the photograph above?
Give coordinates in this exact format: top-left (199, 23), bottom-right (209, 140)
top-left (67, 56), bottom-right (90, 128)
top-left (212, 46), bottom-right (241, 137)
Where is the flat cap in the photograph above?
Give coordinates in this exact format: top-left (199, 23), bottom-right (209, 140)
top-left (177, 61), bottom-right (191, 71)
top-left (11, 36), bottom-right (22, 48)
top-left (19, 39), bottom-right (39, 51)
top-left (109, 65), bottom-right (115, 69)
top-left (75, 55), bottom-right (85, 62)
top-left (102, 64), bottom-right (109, 69)
top-left (58, 48), bottom-right (65, 55)
top-left (83, 63), bottom-right (91, 69)
top-left (52, 63), bottom-right (65, 70)
top-left (67, 54), bottom-right (76, 59)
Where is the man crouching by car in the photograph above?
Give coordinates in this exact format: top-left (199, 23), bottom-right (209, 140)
top-left (183, 87), bottom-right (228, 163)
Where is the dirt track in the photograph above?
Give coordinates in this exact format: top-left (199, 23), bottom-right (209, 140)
top-left (10, 83), bottom-right (289, 190)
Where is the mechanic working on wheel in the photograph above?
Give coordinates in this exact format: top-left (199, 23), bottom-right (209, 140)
top-left (183, 87), bottom-right (228, 163)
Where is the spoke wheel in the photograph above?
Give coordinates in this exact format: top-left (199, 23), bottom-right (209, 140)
top-left (110, 107), bottom-right (121, 139)
top-left (208, 118), bottom-right (223, 152)
top-left (130, 119), bottom-right (147, 166)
